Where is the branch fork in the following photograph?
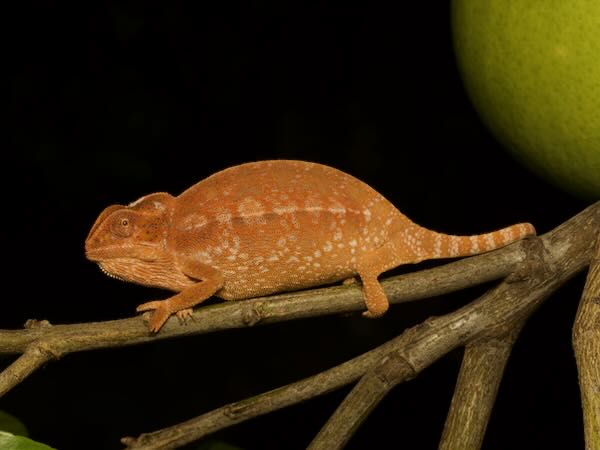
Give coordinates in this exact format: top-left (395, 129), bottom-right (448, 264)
top-left (1, 202), bottom-right (598, 450)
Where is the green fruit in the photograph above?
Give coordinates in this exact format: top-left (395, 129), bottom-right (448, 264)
top-left (452, 0), bottom-right (600, 200)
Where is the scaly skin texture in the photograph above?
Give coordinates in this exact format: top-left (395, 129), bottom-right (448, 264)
top-left (85, 160), bottom-right (536, 332)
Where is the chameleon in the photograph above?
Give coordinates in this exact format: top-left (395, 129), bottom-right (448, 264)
top-left (85, 160), bottom-right (536, 332)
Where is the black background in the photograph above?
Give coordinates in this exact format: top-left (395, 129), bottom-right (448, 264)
top-left (3, 2), bottom-right (592, 449)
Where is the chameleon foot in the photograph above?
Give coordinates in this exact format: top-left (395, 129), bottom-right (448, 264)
top-left (175, 308), bottom-right (195, 325)
top-left (136, 300), bottom-right (172, 333)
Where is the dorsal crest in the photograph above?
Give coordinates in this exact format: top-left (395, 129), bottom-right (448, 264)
top-left (128, 192), bottom-right (175, 214)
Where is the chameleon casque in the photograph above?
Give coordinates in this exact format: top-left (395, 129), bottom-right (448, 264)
top-left (85, 160), bottom-right (536, 332)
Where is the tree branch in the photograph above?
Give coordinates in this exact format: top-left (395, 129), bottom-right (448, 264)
top-left (1, 202), bottom-right (598, 450)
top-left (439, 329), bottom-right (522, 450)
top-left (0, 230), bottom-right (532, 395)
top-left (572, 230), bottom-right (600, 450)
top-left (123, 202), bottom-right (599, 449)
top-left (0, 344), bottom-right (53, 398)
top-left (307, 347), bottom-right (415, 450)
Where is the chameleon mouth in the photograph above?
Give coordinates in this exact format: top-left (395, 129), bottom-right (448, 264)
top-left (98, 263), bottom-right (126, 282)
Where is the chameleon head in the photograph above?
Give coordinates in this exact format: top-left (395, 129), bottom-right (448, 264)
top-left (85, 192), bottom-right (176, 285)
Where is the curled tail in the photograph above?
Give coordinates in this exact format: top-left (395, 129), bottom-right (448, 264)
top-left (420, 222), bottom-right (536, 260)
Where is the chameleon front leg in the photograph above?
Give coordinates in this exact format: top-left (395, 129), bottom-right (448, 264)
top-left (136, 261), bottom-right (224, 333)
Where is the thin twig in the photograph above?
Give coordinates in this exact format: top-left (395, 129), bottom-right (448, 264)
top-left (307, 350), bottom-right (415, 450)
top-left (0, 345), bottom-right (53, 397)
top-left (439, 329), bottom-right (522, 450)
top-left (121, 333), bottom-right (400, 450)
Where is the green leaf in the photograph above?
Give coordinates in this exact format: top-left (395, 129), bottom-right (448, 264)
top-left (0, 431), bottom-right (56, 450)
top-left (0, 411), bottom-right (28, 437)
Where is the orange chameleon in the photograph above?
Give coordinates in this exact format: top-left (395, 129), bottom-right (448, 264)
top-left (85, 160), bottom-right (535, 332)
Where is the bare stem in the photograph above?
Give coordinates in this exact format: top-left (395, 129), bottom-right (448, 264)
top-left (0, 345), bottom-right (54, 397)
top-left (307, 351), bottom-right (415, 450)
top-left (439, 329), bottom-right (522, 450)
top-left (572, 231), bottom-right (600, 450)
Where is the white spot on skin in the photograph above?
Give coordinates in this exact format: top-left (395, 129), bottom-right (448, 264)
top-left (128, 197), bottom-right (145, 207)
top-left (238, 197), bottom-right (264, 215)
top-left (485, 234), bottom-right (496, 251)
top-left (349, 239), bottom-right (357, 247)
top-left (323, 242), bottom-right (333, 252)
top-left (180, 213), bottom-right (209, 231)
top-left (433, 235), bottom-right (442, 258)
top-left (287, 256), bottom-right (300, 263)
top-left (303, 256), bottom-right (313, 262)
top-left (268, 255), bottom-right (279, 262)
top-left (449, 236), bottom-right (460, 257)
top-left (314, 250), bottom-right (322, 258)
top-left (333, 230), bottom-right (343, 241)
top-left (329, 205), bottom-right (346, 214)
top-left (195, 251), bottom-right (213, 264)
top-left (363, 209), bottom-right (372, 222)
top-left (217, 212), bottom-right (232, 226)
top-left (277, 238), bottom-right (287, 247)
top-left (273, 205), bottom-right (297, 215)
top-left (470, 236), bottom-right (480, 254)
top-left (238, 197), bottom-right (267, 225)
top-left (501, 228), bottom-right (515, 244)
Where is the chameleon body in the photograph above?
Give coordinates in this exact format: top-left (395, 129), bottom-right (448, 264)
top-left (85, 160), bottom-right (536, 332)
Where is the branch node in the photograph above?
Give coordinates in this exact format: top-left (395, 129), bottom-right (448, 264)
top-left (375, 352), bottom-right (417, 385)
top-left (24, 319), bottom-right (52, 329)
top-left (224, 401), bottom-right (252, 419)
top-left (241, 303), bottom-right (264, 326)
top-left (34, 341), bottom-right (63, 360)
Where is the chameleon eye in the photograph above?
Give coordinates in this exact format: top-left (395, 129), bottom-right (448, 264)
top-left (111, 215), bottom-right (134, 237)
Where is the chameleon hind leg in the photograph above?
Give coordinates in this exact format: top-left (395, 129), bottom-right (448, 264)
top-left (356, 238), bottom-right (423, 318)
